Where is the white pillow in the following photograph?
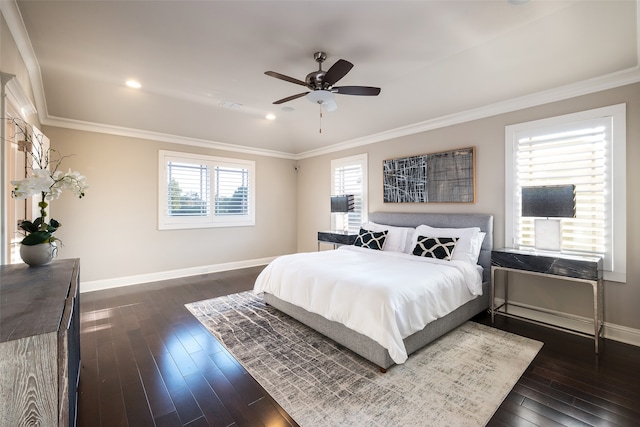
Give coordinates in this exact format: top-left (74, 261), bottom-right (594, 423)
top-left (361, 222), bottom-right (415, 253)
top-left (472, 232), bottom-right (487, 263)
top-left (410, 225), bottom-right (485, 264)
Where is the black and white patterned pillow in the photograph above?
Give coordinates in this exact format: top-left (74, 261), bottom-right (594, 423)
top-left (412, 236), bottom-right (459, 260)
top-left (354, 228), bottom-right (388, 250)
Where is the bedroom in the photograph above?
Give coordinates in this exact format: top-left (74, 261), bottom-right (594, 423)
top-left (1, 0), bottom-right (639, 426)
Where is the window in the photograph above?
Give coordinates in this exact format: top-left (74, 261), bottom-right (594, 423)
top-left (331, 154), bottom-right (368, 233)
top-left (505, 104), bottom-right (626, 282)
top-left (167, 162), bottom-right (210, 217)
top-left (159, 150), bottom-right (255, 229)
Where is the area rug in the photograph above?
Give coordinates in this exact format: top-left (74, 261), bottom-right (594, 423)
top-left (186, 291), bottom-right (542, 427)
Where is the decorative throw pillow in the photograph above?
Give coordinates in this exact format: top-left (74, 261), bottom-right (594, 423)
top-left (361, 221), bottom-right (414, 253)
top-left (354, 228), bottom-right (388, 250)
top-left (411, 225), bottom-right (483, 264)
top-left (412, 236), bottom-right (459, 260)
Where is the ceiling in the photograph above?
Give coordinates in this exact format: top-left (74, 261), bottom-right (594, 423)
top-left (8, 0), bottom-right (640, 157)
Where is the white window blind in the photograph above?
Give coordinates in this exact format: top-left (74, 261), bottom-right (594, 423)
top-left (515, 125), bottom-right (608, 256)
top-left (159, 151), bottom-right (255, 230)
top-left (505, 104), bottom-right (626, 282)
top-left (331, 154), bottom-right (367, 232)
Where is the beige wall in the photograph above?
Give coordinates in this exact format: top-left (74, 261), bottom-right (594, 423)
top-left (4, 9), bottom-right (300, 285)
top-left (298, 83), bottom-right (640, 333)
top-left (44, 127), bottom-right (298, 282)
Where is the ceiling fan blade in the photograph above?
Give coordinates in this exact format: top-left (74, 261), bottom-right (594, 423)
top-left (333, 86), bottom-right (381, 96)
top-left (265, 71), bottom-right (308, 87)
top-left (273, 92), bottom-right (309, 104)
top-left (322, 59), bottom-right (353, 86)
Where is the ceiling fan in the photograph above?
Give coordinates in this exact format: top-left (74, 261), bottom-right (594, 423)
top-left (265, 52), bottom-right (381, 112)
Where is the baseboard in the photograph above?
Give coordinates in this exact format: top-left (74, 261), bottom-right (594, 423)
top-left (80, 257), bottom-right (276, 294)
top-left (493, 298), bottom-right (640, 348)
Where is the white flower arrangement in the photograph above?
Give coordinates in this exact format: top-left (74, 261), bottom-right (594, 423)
top-left (12, 168), bottom-right (88, 200)
top-left (9, 118), bottom-right (88, 245)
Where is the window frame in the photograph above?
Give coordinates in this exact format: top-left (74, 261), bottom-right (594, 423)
top-left (158, 150), bottom-right (255, 230)
top-left (331, 154), bottom-right (368, 233)
top-left (505, 104), bottom-right (626, 282)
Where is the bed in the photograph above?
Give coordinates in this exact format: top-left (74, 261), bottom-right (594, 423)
top-left (254, 212), bottom-right (493, 371)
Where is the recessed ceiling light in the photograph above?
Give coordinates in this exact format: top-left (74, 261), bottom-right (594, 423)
top-left (266, 113), bottom-right (276, 120)
top-left (126, 80), bottom-right (141, 89)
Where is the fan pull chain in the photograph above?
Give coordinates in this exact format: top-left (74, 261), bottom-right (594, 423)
top-left (319, 105), bottom-right (323, 134)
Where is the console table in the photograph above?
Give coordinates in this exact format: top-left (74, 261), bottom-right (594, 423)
top-left (317, 230), bottom-right (358, 250)
top-left (491, 248), bottom-right (603, 353)
top-left (0, 259), bottom-right (81, 426)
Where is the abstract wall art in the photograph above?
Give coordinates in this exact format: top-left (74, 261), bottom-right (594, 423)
top-left (383, 147), bottom-right (475, 203)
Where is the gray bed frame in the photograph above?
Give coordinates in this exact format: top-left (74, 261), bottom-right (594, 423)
top-left (263, 212), bottom-right (494, 371)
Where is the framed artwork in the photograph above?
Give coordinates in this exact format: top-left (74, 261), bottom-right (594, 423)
top-left (383, 147), bottom-right (475, 203)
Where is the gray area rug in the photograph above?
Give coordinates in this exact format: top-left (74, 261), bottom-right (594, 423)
top-left (186, 291), bottom-right (542, 427)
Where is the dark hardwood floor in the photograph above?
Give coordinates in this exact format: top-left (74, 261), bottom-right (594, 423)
top-left (77, 266), bottom-right (640, 426)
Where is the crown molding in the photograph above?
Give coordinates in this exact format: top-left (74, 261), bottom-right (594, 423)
top-left (0, 0), bottom-right (48, 121)
top-left (39, 65), bottom-right (640, 161)
top-left (297, 66), bottom-right (640, 159)
top-left (43, 115), bottom-right (298, 160)
top-left (5, 74), bottom-right (37, 117)
top-left (35, 67), bottom-right (640, 161)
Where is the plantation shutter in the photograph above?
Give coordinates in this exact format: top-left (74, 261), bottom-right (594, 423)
top-left (214, 166), bottom-right (249, 216)
top-left (332, 155), bottom-right (367, 233)
top-left (167, 162), bottom-right (210, 217)
top-left (160, 151), bottom-right (255, 229)
top-left (514, 118), bottom-right (611, 267)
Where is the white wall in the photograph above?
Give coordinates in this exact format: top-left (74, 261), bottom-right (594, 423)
top-left (297, 82), bottom-right (640, 336)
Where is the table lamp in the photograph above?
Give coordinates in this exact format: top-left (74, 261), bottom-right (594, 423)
top-left (331, 194), bottom-right (354, 232)
top-left (521, 185), bottom-right (576, 251)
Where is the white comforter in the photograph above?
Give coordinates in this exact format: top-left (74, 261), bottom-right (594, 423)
top-left (253, 246), bottom-right (483, 364)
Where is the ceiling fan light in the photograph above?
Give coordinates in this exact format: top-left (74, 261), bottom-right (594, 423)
top-left (306, 90), bottom-right (335, 105)
top-left (323, 99), bottom-right (338, 112)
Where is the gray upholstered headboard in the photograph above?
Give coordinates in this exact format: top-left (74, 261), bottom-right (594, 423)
top-left (368, 212), bottom-right (494, 283)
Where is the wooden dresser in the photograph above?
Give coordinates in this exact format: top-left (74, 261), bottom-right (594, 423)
top-left (0, 259), bottom-right (80, 427)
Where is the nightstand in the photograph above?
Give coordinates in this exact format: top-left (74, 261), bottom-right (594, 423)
top-left (317, 230), bottom-right (358, 250)
top-left (491, 248), bottom-right (603, 353)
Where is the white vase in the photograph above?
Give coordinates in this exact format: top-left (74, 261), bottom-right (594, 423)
top-left (20, 242), bottom-right (58, 266)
